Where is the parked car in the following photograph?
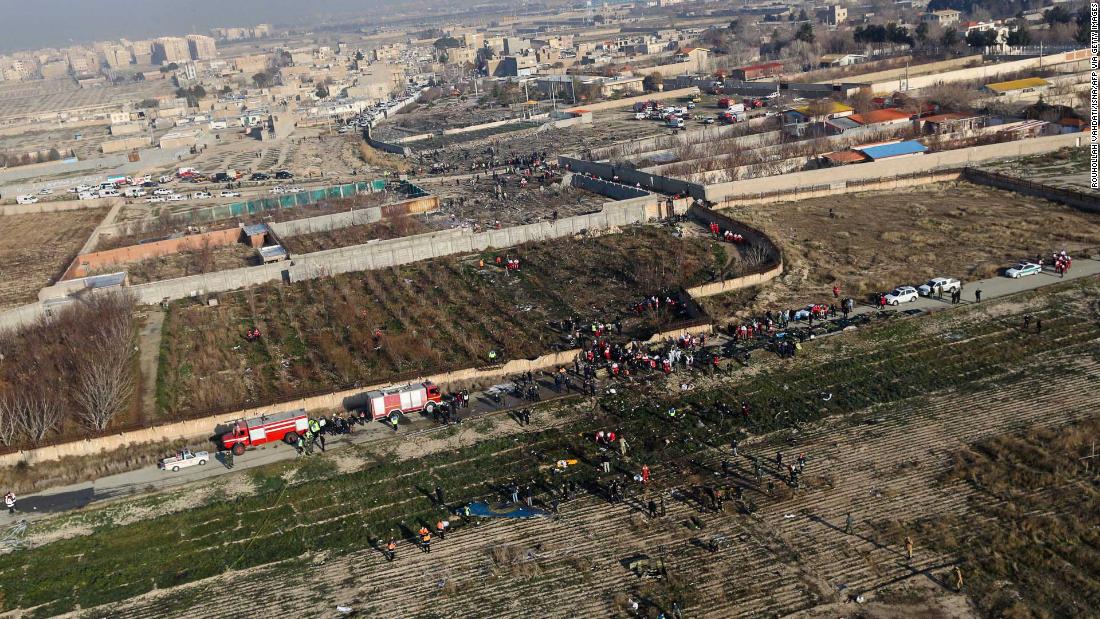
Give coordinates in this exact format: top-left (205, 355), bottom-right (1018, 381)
top-left (250, 172), bottom-right (270, 181)
top-left (146, 196), bottom-right (166, 203)
top-left (167, 194), bottom-right (187, 201)
top-left (220, 190), bottom-right (241, 198)
top-left (78, 191), bottom-right (97, 200)
top-left (192, 191), bottom-right (212, 199)
top-left (271, 185), bottom-right (285, 194)
top-left (701, 117), bottom-right (715, 124)
top-left (884, 286), bottom-right (919, 305)
top-left (917, 277), bottom-right (962, 296)
top-left (158, 450), bottom-right (209, 472)
top-left (153, 188), bottom-right (174, 196)
top-left (15, 195), bottom-right (39, 204)
top-left (287, 185), bottom-right (303, 193)
top-left (1005, 262), bottom-right (1042, 278)
top-left (275, 170), bottom-right (294, 179)
top-left (38, 188), bottom-right (54, 195)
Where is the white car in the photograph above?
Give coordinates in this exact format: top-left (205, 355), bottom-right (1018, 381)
top-left (78, 191), bottom-right (97, 200)
top-left (1005, 262), bottom-right (1042, 278)
top-left (192, 191), bottom-right (212, 199)
top-left (167, 194), bottom-right (187, 202)
top-left (146, 196), bottom-right (166, 203)
top-left (271, 185), bottom-right (285, 194)
top-left (287, 186), bottom-right (302, 193)
top-left (220, 190), bottom-right (241, 198)
top-left (16, 195), bottom-right (39, 204)
top-left (153, 188), bottom-right (174, 196)
top-left (38, 188), bottom-right (54, 195)
top-left (158, 450), bottom-right (209, 472)
top-left (917, 277), bottom-right (961, 297)
top-left (884, 286), bottom-right (919, 305)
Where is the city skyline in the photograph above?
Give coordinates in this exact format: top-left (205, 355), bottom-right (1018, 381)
top-left (0, 0), bottom-right (385, 53)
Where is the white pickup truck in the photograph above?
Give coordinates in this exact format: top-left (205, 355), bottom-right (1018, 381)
top-left (158, 450), bottom-right (209, 472)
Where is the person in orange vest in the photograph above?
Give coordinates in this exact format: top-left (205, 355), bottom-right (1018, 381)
top-left (419, 527), bottom-right (432, 553)
top-left (641, 464), bottom-right (650, 485)
top-left (385, 538), bottom-right (397, 562)
top-left (436, 519), bottom-right (449, 541)
top-left (832, 283), bottom-right (840, 298)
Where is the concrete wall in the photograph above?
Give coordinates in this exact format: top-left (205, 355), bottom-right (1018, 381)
top-left (439, 113), bottom-right (549, 136)
top-left (588, 119), bottom-right (776, 163)
top-left (963, 168), bottom-right (1100, 213)
top-left (0, 346), bottom-right (584, 467)
top-left (563, 87), bottom-right (699, 114)
top-left (0, 302), bottom-right (48, 332)
top-left (288, 199), bottom-right (657, 281)
top-left (0, 198), bottom-right (113, 215)
top-left (716, 169), bottom-right (964, 207)
top-left (570, 172), bottom-right (650, 199)
top-left (704, 133), bottom-right (1085, 202)
top-left (826, 54), bottom-right (981, 85)
top-left (363, 125), bottom-right (411, 156)
top-left (685, 262), bottom-right (784, 298)
top-left (867, 49), bottom-right (1090, 94)
top-left (561, 155), bottom-right (707, 200)
top-left (270, 195), bottom-right (439, 238)
top-left (62, 227), bottom-right (246, 280)
top-left (40, 196), bottom-right (661, 306)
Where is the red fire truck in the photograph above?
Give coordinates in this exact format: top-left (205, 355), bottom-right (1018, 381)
top-left (364, 381), bottom-right (444, 424)
top-left (221, 408), bottom-right (309, 455)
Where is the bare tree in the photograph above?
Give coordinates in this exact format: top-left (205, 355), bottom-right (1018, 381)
top-left (0, 394), bottom-right (20, 446)
top-left (15, 388), bottom-right (64, 444)
top-left (743, 242), bottom-right (776, 270)
top-left (70, 293), bottom-right (137, 432)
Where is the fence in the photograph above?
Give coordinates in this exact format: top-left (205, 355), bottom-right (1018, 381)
top-left (962, 168), bottom-right (1100, 213)
top-left (715, 169), bottom-right (965, 207)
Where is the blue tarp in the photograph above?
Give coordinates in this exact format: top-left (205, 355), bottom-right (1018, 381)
top-left (466, 502), bottom-right (551, 519)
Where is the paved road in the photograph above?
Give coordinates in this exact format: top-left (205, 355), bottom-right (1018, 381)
top-left (11, 257), bottom-right (1099, 521)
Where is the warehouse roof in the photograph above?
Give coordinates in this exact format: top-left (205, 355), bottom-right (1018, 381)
top-left (849, 108), bottom-right (912, 125)
top-left (985, 77), bottom-right (1049, 93)
top-left (857, 140), bottom-right (928, 160)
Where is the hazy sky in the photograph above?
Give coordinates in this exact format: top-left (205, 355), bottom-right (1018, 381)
top-left (0, 0), bottom-right (383, 52)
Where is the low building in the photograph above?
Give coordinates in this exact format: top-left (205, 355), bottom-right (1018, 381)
top-left (730, 61), bottom-right (784, 81)
top-left (920, 112), bottom-right (985, 134)
top-left (984, 77), bottom-right (1049, 97)
top-left (854, 140), bottom-right (927, 161)
top-left (784, 100), bottom-right (854, 124)
top-left (819, 53), bottom-right (866, 67)
top-left (848, 108), bottom-right (913, 128)
top-left (922, 9), bottom-right (961, 26)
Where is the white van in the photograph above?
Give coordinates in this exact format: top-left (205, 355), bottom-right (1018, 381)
top-left (78, 191), bottom-right (97, 201)
top-left (16, 195), bottom-right (39, 204)
top-left (99, 188), bottom-right (120, 198)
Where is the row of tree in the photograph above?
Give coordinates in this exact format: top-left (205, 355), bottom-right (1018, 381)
top-left (0, 149), bottom-right (66, 168)
top-left (0, 293), bottom-right (137, 448)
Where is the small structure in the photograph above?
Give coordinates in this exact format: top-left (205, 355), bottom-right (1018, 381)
top-left (920, 112), bottom-right (985, 134)
top-left (730, 61), bottom-right (784, 81)
top-left (822, 149), bottom-right (869, 166)
top-left (819, 53), bottom-right (866, 67)
top-left (984, 77), bottom-right (1050, 97)
top-left (855, 140), bottom-right (928, 161)
top-left (848, 108), bottom-right (913, 128)
top-left (258, 245), bottom-right (289, 264)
